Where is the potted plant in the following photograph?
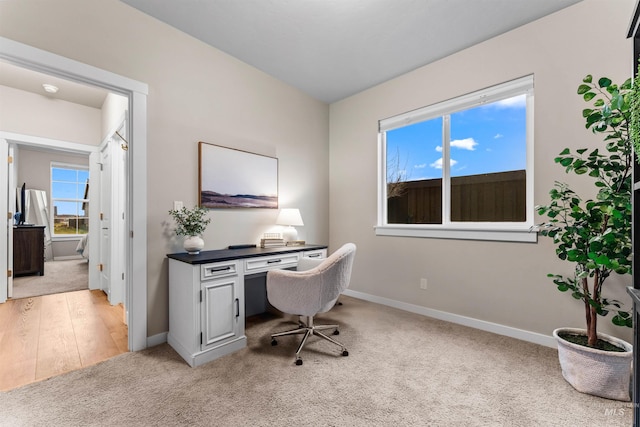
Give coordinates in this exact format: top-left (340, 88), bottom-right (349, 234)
top-left (168, 205), bottom-right (211, 254)
top-left (536, 73), bottom-right (633, 401)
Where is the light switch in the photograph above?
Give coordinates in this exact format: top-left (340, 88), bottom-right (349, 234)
top-left (173, 201), bottom-right (184, 210)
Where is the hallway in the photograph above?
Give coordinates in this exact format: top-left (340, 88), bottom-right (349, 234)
top-left (0, 289), bottom-right (127, 391)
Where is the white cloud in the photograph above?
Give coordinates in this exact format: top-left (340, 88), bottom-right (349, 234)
top-left (494, 133), bottom-right (503, 139)
top-left (450, 138), bottom-right (478, 151)
top-left (430, 158), bottom-right (458, 169)
top-left (414, 163), bottom-right (426, 169)
top-left (435, 139), bottom-right (477, 152)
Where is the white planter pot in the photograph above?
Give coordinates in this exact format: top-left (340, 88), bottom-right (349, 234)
top-left (553, 327), bottom-right (633, 401)
top-left (183, 235), bottom-right (204, 254)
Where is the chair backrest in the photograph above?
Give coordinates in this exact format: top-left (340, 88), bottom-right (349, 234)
top-left (315, 243), bottom-right (356, 312)
top-left (266, 243), bottom-right (357, 316)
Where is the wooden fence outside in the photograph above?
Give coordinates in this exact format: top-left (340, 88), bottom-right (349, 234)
top-left (387, 169), bottom-right (526, 224)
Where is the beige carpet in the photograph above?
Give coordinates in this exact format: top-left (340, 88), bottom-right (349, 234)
top-left (12, 259), bottom-right (89, 299)
top-left (0, 296), bottom-right (632, 426)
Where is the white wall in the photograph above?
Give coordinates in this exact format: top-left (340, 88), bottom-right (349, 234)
top-left (0, 0), bottom-right (330, 337)
top-left (329, 0), bottom-right (635, 343)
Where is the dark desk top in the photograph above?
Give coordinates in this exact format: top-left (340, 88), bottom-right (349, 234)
top-left (627, 287), bottom-right (640, 308)
top-left (14, 225), bottom-right (46, 229)
top-left (167, 244), bottom-right (328, 265)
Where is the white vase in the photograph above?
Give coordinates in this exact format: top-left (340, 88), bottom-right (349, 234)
top-left (183, 235), bottom-right (204, 254)
top-left (553, 327), bottom-right (633, 401)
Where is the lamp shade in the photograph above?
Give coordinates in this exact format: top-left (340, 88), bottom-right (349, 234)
top-left (276, 208), bottom-right (304, 226)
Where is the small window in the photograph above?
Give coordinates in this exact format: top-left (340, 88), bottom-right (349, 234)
top-left (51, 164), bottom-right (89, 236)
top-left (377, 75), bottom-right (535, 242)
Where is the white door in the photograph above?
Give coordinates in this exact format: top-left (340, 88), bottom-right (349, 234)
top-left (99, 143), bottom-right (112, 297)
top-left (98, 129), bottom-right (126, 306)
top-left (111, 124), bottom-right (126, 307)
top-left (0, 138), bottom-right (8, 303)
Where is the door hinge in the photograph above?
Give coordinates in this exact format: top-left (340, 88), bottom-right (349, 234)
top-left (7, 270), bottom-right (12, 278)
top-left (121, 273), bottom-right (125, 280)
top-left (98, 263), bottom-right (104, 272)
top-left (7, 155), bottom-right (12, 164)
top-left (200, 332), bottom-right (203, 345)
top-left (7, 212), bottom-right (12, 220)
top-left (100, 212), bottom-right (104, 220)
top-left (200, 290), bottom-right (203, 303)
top-left (130, 231), bottom-right (134, 238)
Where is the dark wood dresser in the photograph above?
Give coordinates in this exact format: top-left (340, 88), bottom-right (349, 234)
top-left (13, 225), bottom-right (45, 277)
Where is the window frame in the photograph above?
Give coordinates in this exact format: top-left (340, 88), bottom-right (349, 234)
top-left (50, 162), bottom-right (90, 239)
top-left (376, 75), bottom-right (536, 243)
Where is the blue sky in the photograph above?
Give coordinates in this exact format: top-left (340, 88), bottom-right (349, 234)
top-left (51, 168), bottom-right (89, 216)
top-left (386, 94), bottom-right (526, 182)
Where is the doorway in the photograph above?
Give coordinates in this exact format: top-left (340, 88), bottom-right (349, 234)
top-left (0, 36), bottom-right (148, 352)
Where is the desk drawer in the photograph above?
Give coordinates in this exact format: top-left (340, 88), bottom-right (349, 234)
top-left (301, 249), bottom-right (327, 259)
top-left (201, 261), bottom-right (238, 281)
top-left (244, 253), bottom-right (299, 273)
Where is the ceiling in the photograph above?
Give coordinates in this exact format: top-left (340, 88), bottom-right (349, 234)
top-left (122, 0), bottom-right (582, 103)
top-left (0, 0), bottom-right (582, 107)
top-left (0, 61), bottom-right (109, 109)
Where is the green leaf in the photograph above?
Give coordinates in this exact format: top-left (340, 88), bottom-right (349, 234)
top-left (583, 92), bottom-right (596, 102)
top-left (583, 74), bottom-right (593, 83)
top-left (577, 84), bottom-right (591, 95)
top-left (560, 158), bottom-right (573, 167)
top-left (598, 77), bottom-right (612, 88)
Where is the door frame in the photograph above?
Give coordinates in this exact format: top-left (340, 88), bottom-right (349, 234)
top-left (0, 36), bottom-right (148, 352)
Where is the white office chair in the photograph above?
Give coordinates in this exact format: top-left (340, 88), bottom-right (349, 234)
top-left (266, 243), bottom-right (356, 365)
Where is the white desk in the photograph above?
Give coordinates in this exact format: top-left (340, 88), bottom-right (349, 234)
top-left (167, 245), bottom-right (327, 367)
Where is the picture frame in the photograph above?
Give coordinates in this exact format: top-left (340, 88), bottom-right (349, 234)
top-left (198, 142), bottom-right (278, 209)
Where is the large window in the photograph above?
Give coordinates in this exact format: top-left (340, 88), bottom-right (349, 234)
top-left (51, 164), bottom-right (89, 236)
top-left (377, 75), bottom-right (535, 242)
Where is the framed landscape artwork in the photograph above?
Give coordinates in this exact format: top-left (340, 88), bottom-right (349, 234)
top-left (198, 142), bottom-right (278, 209)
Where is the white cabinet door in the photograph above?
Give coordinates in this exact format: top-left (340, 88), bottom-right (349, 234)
top-left (201, 276), bottom-right (241, 350)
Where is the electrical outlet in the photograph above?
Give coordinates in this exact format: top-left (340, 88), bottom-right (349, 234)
top-left (173, 201), bottom-right (184, 210)
top-left (420, 278), bottom-right (428, 290)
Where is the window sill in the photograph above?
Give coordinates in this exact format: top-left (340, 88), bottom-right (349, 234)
top-left (375, 225), bottom-right (537, 243)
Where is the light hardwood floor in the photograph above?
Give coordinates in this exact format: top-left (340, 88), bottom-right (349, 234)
top-left (0, 289), bottom-right (128, 391)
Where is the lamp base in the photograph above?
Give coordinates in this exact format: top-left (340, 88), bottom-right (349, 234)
top-left (282, 226), bottom-right (298, 242)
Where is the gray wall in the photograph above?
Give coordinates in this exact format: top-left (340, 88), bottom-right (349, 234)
top-left (1, 0), bottom-right (632, 344)
top-left (329, 0), bottom-right (635, 343)
top-left (0, 0), bottom-right (330, 337)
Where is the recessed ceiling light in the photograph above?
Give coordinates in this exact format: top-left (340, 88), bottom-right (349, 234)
top-left (42, 83), bottom-right (59, 93)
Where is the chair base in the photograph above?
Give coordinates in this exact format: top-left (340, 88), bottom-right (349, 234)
top-left (271, 315), bottom-right (348, 365)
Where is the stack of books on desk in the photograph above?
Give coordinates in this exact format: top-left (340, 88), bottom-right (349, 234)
top-left (285, 240), bottom-right (306, 246)
top-left (260, 238), bottom-right (285, 248)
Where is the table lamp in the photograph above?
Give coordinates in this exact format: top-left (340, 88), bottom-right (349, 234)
top-left (276, 208), bottom-right (304, 241)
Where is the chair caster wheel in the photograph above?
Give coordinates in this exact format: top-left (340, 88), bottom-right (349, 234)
top-left (333, 330), bottom-right (340, 335)
top-left (271, 339), bottom-right (278, 346)
top-left (342, 350), bottom-right (349, 357)
top-left (296, 359), bottom-right (303, 366)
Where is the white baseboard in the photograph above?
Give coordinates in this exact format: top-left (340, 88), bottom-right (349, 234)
top-left (342, 289), bottom-right (557, 349)
top-left (147, 332), bottom-right (168, 348)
